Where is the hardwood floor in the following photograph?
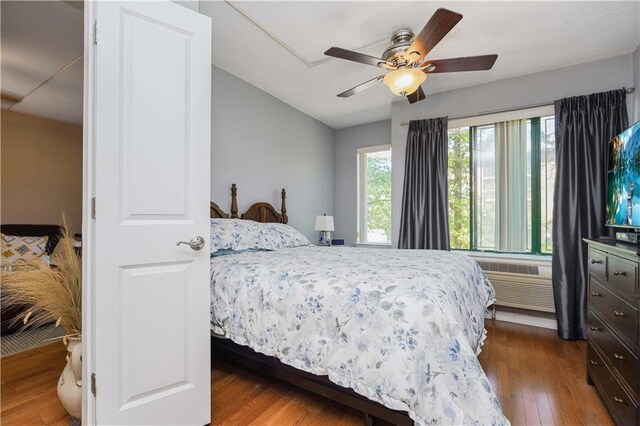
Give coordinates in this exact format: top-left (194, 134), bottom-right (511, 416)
top-left (1, 320), bottom-right (614, 425)
top-left (480, 321), bottom-right (613, 426)
top-left (212, 362), bottom-right (362, 425)
top-left (0, 341), bottom-right (69, 425)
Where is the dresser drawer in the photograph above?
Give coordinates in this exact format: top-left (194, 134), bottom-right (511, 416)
top-left (609, 254), bottom-right (639, 298)
top-left (589, 309), bottom-right (639, 393)
top-left (589, 247), bottom-right (608, 279)
top-left (588, 344), bottom-right (639, 426)
top-left (590, 278), bottom-right (639, 347)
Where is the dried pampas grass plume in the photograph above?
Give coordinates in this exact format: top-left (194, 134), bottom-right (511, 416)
top-left (1, 214), bottom-right (81, 337)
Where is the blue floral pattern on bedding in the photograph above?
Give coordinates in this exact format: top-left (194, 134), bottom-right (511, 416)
top-left (210, 220), bottom-right (310, 255)
top-left (210, 246), bottom-right (508, 425)
top-left (210, 219), bottom-right (263, 254)
top-left (260, 222), bottom-right (311, 249)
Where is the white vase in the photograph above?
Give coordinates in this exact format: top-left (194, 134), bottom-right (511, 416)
top-left (57, 336), bottom-right (82, 421)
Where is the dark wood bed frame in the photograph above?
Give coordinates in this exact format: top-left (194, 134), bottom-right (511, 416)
top-left (210, 184), bottom-right (413, 426)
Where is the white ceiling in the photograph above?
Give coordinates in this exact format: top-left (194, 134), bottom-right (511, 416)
top-left (204, 1), bottom-right (640, 129)
top-left (1, 1), bottom-right (83, 125)
top-left (2, 1), bottom-right (639, 129)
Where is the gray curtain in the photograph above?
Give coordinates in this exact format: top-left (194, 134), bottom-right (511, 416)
top-left (552, 89), bottom-right (628, 340)
top-left (399, 117), bottom-right (450, 249)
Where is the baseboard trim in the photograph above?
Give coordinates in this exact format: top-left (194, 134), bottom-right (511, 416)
top-left (485, 308), bottom-right (557, 330)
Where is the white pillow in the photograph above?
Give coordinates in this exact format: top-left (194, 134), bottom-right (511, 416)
top-left (258, 222), bottom-right (311, 250)
top-left (210, 219), bottom-right (310, 256)
top-left (210, 219), bottom-right (263, 255)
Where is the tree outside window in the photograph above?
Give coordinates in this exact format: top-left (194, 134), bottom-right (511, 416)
top-left (357, 146), bottom-right (392, 244)
top-left (447, 115), bottom-right (555, 254)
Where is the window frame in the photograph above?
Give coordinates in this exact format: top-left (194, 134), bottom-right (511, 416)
top-left (448, 105), bottom-right (555, 256)
top-left (530, 117), bottom-right (542, 254)
top-left (356, 144), bottom-right (392, 244)
top-left (540, 115), bottom-right (556, 254)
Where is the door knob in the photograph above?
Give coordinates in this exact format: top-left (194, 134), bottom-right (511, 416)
top-left (176, 236), bottom-right (205, 250)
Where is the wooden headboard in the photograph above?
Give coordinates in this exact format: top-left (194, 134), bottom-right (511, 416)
top-left (210, 183), bottom-right (288, 224)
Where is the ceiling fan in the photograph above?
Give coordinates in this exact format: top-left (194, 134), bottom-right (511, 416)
top-left (324, 8), bottom-right (498, 104)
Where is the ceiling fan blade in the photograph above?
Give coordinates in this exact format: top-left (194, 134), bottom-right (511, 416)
top-left (337, 75), bottom-right (385, 98)
top-left (325, 47), bottom-right (391, 69)
top-left (422, 54), bottom-right (498, 73)
top-left (406, 86), bottom-right (426, 104)
top-left (406, 8), bottom-right (463, 63)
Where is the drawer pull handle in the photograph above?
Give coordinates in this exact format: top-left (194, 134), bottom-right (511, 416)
top-left (613, 310), bottom-right (626, 317)
top-left (590, 291), bottom-right (601, 297)
top-left (613, 396), bottom-right (624, 404)
top-left (613, 270), bottom-right (627, 276)
top-left (590, 326), bottom-right (601, 331)
top-left (591, 259), bottom-right (603, 264)
top-left (613, 353), bottom-right (625, 360)
top-left (590, 359), bottom-right (599, 366)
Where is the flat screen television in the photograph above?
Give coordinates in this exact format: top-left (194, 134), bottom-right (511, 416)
top-left (606, 120), bottom-right (640, 228)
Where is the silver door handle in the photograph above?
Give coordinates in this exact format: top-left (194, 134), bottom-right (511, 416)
top-left (176, 236), bottom-right (205, 250)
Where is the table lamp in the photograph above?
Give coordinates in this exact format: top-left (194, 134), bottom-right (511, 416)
top-left (314, 214), bottom-right (335, 246)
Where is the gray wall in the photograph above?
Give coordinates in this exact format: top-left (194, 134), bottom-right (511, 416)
top-left (390, 53), bottom-right (636, 247)
top-left (634, 46), bottom-right (640, 123)
top-left (334, 120), bottom-right (391, 246)
top-left (211, 66), bottom-right (335, 241)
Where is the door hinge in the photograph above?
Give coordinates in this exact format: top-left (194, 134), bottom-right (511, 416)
top-left (91, 197), bottom-right (96, 219)
top-left (93, 20), bottom-right (97, 45)
top-left (91, 373), bottom-right (97, 397)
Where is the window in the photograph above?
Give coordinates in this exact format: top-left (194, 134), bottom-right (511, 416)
top-left (448, 110), bottom-right (556, 254)
top-left (357, 145), bottom-right (392, 244)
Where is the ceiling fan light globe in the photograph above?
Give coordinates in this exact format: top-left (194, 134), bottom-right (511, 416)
top-left (383, 69), bottom-right (426, 96)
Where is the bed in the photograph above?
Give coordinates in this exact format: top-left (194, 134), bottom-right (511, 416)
top-left (1, 224), bottom-right (63, 333)
top-left (209, 185), bottom-right (508, 425)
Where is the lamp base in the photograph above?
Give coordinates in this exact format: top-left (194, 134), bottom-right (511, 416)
top-left (318, 231), bottom-right (331, 246)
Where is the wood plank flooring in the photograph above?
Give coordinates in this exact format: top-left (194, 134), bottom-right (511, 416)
top-left (0, 340), bottom-right (69, 425)
top-left (480, 320), bottom-right (613, 426)
top-left (1, 320), bottom-right (614, 425)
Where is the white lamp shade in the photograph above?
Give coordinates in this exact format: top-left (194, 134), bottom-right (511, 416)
top-left (315, 215), bottom-right (335, 232)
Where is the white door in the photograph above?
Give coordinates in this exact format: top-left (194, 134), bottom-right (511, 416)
top-left (85, 2), bottom-right (211, 424)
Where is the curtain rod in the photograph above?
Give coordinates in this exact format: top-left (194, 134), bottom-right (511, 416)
top-left (399, 87), bottom-right (636, 126)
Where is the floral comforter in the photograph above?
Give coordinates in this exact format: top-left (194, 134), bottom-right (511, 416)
top-left (210, 246), bottom-right (508, 425)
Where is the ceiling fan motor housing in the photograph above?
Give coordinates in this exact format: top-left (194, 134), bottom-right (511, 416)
top-left (382, 29), bottom-right (415, 68)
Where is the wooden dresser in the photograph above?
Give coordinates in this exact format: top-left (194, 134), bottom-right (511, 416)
top-left (585, 238), bottom-right (640, 425)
